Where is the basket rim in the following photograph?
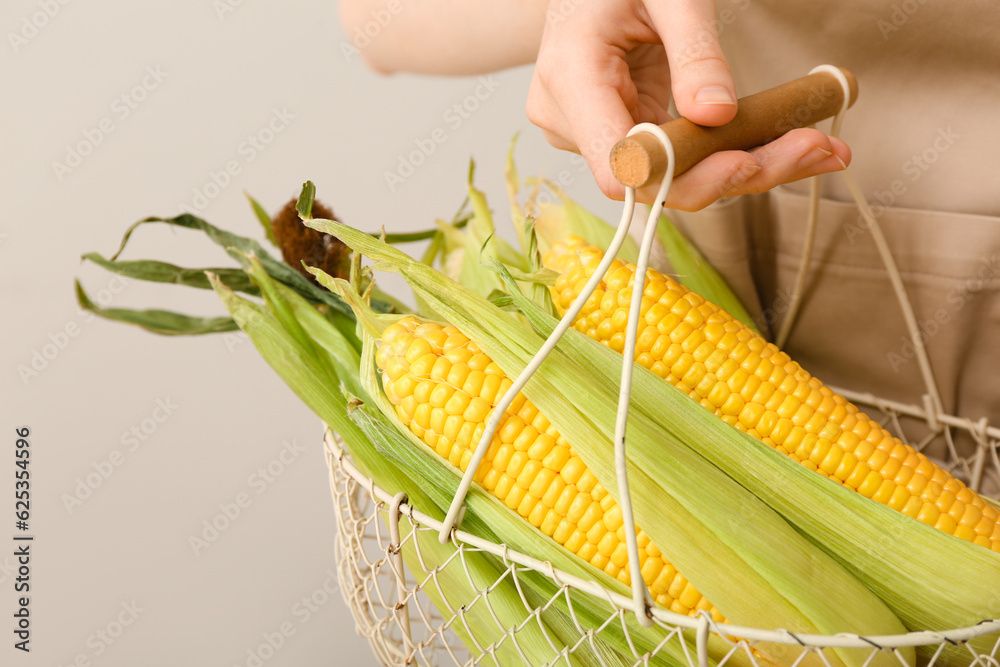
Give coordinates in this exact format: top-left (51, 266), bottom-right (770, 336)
top-left (324, 425), bottom-right (1000, 652)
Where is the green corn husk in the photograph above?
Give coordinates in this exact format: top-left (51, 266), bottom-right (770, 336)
top-left (369, 454), bottom-right (586, 667)
top-left (504, 136), bottom-right (529, 255)
top-left (79, 168), bottom-right (999, 667)
top-left (75, 280), bottom-right (240, 335)
top-left (244, 264), bottom-right (659, 667)
top-left (240, 252), bottom-right (669, 667)
top-left (497, 262), bottom-right (999, 666)
top-left (344, 320), bottom-right (712, 667)
top-left (486, 263), bottom-right (1000, 667)
top-left (349, 403), bottom-right (655, 667)
top-left (321, 276), bottom-right (699, 667)
top-left (504, 141), bottom-right (559, 317)
top-left (500, 262), bottom-right (1000, 665)
top-left (519, 219), bottom-right (560, 318)
top-left (304, 217), bottom-right (912, 667)
top-left (76, 193), bottom-right (715, 664)
top-left (319, 171), bottom-right (993, 665)
top-left (246, 193), bottom-right (279, 247)
top-left (209, 267), bottom-right (597, 667)
top-left (453, 163), bottom-right (528, 299)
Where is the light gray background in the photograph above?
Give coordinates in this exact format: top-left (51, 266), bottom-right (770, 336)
top-left (1, 1), bottom-right (613, 665)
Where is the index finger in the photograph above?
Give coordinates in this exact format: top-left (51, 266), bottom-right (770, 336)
top-left (648, 0), bottom-right (737, 126)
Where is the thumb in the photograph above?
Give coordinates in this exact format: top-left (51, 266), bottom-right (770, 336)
top-left (648, 0), bottom-right (737, 127)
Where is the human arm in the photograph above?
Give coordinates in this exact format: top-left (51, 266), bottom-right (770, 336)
top-left (339, 0), bottom-right (547, 75)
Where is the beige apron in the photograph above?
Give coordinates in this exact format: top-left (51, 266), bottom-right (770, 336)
top-left (670, 1), bottom-right (1000, 463)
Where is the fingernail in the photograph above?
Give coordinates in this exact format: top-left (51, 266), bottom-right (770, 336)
top-left (798, 146), bottom-right (834, 169)
top-left (695, 85), bottom-right (736, 106)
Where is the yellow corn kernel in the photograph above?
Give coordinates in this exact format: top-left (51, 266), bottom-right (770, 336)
top-left (463, 397), bottom-right (491, 424)
top-left (560, 457), bottom-right (586, 486)
top-left (553, 486), bottom-right (577, 517)
top-left (542, 238), bottom-right (1000, 552)
top-left (493, 473), bottom-right (514, 501)
top-left (577, 470), bottom-right (599, 494)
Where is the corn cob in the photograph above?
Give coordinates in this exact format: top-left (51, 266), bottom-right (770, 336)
top-left (543, 236), bottom-right (1000, 552)
top-left (375, 316), bottom-right (725, 620)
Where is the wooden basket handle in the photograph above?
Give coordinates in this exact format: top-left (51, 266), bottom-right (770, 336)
top-left (609, 67), bottom-right (858, 189)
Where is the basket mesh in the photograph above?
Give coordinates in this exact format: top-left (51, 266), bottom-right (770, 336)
top-left (326, 390), bottom-right (1000, 667)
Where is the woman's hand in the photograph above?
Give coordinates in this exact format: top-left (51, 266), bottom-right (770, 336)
top-left (526, 0), bottom-right (850, 208)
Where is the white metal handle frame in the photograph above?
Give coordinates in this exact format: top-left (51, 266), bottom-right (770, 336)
top-left (436, 62), bottom-right (955, 633)
top-left (387, 491), bottom-right (416, 665)
top-left (779, 64), bottom-right (947, 445)
top-left (437, 182), bottom-right (636, 551)
top-left (438, 188), bottom-right (638, 548)
top-left (437, 123), bottom-right (676, 626)
top-left (774, 65), bottom-right (853, 349)
top-left (612, 123), bottom-right (676, 625)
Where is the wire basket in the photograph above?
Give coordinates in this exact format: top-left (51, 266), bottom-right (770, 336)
top-left (325, 67), bottom-right (999, 666)
top-left (325, 393), bottom-right (1000, 667)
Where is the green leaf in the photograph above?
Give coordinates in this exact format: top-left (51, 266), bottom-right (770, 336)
top-left (531, 181), bottom-right (639, 263)
top-left (82, 253), bottom-right (258, 295)
top-left (106, 212), bottom-right (393, 315)
top-left (380, 220), bottom-right (468, 244)
top-left (245, 192), bottom-right (277, 246)
top-left (296, 180), bottom-right (316, 220)
top-left (504, 134), bottom-right (530, 255)
top-left (76, 281), bottom-right (237, 335)
top-left (486, 263), bottom-right (557, 286)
